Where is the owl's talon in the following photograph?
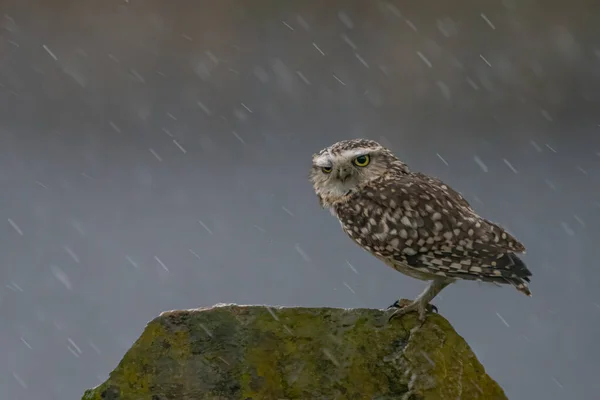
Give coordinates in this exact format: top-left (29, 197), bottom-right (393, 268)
top-left (387, 299), bottom-right (438, 322)
top-left (387, 300), bottom-right (418, 321)
top-left (387, 299), bottom-right (438, 313)
top-left (388, 307), bottom-right (410, 322)
top-left (387, 298), bottom-right (412, 310)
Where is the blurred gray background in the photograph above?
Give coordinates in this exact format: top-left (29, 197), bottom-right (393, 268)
top-left (1, 0), bottom-right (599, 399)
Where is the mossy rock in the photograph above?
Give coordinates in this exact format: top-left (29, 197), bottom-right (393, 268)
top-left (82, 303), bottom-right (507, 400)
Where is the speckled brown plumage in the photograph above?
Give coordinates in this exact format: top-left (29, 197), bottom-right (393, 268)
top-left (309, 139), bottom-right (532, 320)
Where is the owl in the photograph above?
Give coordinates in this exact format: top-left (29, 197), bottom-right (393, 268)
top-left (309, 139), bottom-right (532, 321)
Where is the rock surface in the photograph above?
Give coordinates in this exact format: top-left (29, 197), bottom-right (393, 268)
top-left (82, 303), bottom-right (507, 400)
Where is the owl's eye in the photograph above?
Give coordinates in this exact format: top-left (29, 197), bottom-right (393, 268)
top-left (321, 166), bottom-right (332, 173)
top-left (353, 154), bottom-right (370, 167)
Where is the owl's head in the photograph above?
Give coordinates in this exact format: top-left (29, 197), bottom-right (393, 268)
top-left (309, 139), bottom-right (409, 208)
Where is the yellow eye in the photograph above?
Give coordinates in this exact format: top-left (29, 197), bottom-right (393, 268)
top-left (353, 154), bottom-right (370, 167)
top-left (322, 166), bottom-right (332, 173)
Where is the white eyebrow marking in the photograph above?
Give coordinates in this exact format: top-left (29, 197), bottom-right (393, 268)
top-left (313, 153), bottom-right (332, 167)
top-left (339, 148), bottom-right (375, 159)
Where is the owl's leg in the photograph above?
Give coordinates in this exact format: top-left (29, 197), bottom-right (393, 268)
top-left (388, 279), bottom-right (452, 322)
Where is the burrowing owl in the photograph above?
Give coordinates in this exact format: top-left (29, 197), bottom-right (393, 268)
top-left (309, 139), bottom-right (532, 321)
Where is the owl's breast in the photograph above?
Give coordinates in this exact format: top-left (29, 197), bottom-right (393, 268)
top-left (334, 201), bottom-right (386, 244)
top-left (337, 216), bottom-right (434, 281)
top-left (333, 199), bottom-right (435, 281)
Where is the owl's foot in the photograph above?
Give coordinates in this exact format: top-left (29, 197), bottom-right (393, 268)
top-left (387, 279), bottom-right (452, 322)
top-left (387, 299), bottom-right (438, 313)
top-left (387, 298), bottom-right (437, 322)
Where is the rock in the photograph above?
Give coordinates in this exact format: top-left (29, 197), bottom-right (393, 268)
top-left (82, 303), bottom-right (507, 400)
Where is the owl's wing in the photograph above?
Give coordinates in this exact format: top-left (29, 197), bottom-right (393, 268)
top-left (337, 174), bottom-right (531, 289)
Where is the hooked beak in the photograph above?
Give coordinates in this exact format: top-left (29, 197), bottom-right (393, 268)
top-left (336, 167), bottom-right (353, 183)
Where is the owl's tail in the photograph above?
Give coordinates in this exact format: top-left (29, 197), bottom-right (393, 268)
top-left (502, 253), bottom-right (532, 297)
top-left (511, 278), bottom-right (532, 297)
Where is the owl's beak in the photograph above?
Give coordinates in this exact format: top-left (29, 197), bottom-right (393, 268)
top-left (337, 167), bottom-right (353, 182)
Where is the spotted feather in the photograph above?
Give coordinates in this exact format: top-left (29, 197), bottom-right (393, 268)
top-left (335, 172), bottom-right (532, 295)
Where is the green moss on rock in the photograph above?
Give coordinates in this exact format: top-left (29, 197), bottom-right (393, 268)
top-left (82, 303), bottom-right (507, 400)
